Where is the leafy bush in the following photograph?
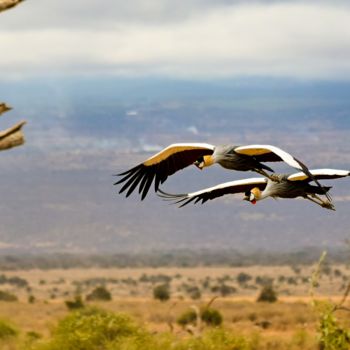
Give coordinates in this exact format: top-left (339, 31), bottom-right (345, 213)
top-left (255, 275), bottom-right (274, 286)
top-left (0, 275), bottom-right (28, 288)
top-left (26, 331), bottom-right (42, 340)
top-left (201, 308), bottom-right (223, 327)
top-left (177, 308), bottom-right (223, 328)
top-left (177, 309), bottom-right (197, 327)
top-left (318, 303), bottom-right (350, 350)
top-left (153, 284), bottom-right (170, 302)
top-left (257, 285), bottom-right (278, 303)
top-left (0, 319), bottom-right (18, 339)
top-left (183, 285), bottom-right (201, 300)
top-left (237, 272), bottom-right (252, 284)
top-left (65, 295), bottom-right (84, 310)
top-left (0, 290), bottom-right (18, 302)
top-left (211, 284), bottom-right (236, 297)
top-left (173, 328), bottom-right (256, 350)
top-left (38, 307), bottom-right (144, 350)
top-left (86, 286), bottom-right (112, 301)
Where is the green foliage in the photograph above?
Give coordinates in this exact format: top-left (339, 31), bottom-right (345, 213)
top-left (255, 275), bottom-right (274, 286)
top-left (172, 328), bottom-right (258, 350)
top-left (177, 307), bottom-right (223, 328)
top-left (0, 319), bottom-right (18, 339)
top-left (317, 303), bottom-right (350, 350)
top-left (257, 285), bottom-right (278, 303)
top-left (0, 289), bottom-right (18, 302)
top-left (177, 309), bottom-right (197, 327)
top-left (65, 295), bottom-right (85, 310)
top-left (0, 274), bottom-right (28, 288)
top-left (26, 331), bottom-right (42, 340)
top-left (310, 252), bottom-right (350, 350)
top-left (201, 308), bottom-right (223, 327)
top-left (183, 285), bottom-right (201, 300)
top-left (153, 284), bottom-right (170, 302)
top-left (211, 284), bottom-right (236, 297)
top-left (237, 272), bottom-right (252, 284)
top-left (86, 286), bottom-right (112, 301)
top-left (37, 307), bottom-right (143, 350)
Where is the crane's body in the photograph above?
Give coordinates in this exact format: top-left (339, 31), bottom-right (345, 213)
top-left (158, 169), bottom-right (350, 210)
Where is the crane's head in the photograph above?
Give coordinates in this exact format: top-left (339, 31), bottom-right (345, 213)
top-left (243, 187), bottom-right (261, 205)
top-left (194, 155), bottom-right (214, 170)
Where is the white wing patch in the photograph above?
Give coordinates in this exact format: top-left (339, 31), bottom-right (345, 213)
top-left (235, 144), bottom-right (302, 170)
top-left (188, 177), bottom-right (267, 197)
top-left (143, 143), bottom-right (215, 166)
top-left (288, 169), bottom-right (350, 181)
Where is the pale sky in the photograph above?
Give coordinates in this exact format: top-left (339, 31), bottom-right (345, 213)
top-left (0, 0), bottom-right (350, 79)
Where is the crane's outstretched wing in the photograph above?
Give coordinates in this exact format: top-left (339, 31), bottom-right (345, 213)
top-left (234, 144), bottom-right (332, 201)
top-left (288, 169), bottom-right (350, 182)
top-left (235, 144), bottom-right (309, 170)
top-left (115, 143), bottom-right (215, 200)
top-left (158, 178), bottom-right (267, 207)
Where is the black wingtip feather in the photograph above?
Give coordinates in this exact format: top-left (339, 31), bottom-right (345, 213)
top-left (141, 174), bottom-right (154, 200)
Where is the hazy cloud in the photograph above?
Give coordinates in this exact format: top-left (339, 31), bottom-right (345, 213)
top-left (0, 1), bottom-right (350, 79)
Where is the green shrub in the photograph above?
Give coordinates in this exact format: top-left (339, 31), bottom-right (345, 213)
top-left (86, 286), bottom-right (112, 301)
top-left (185, 285), bottom-right (201, 300)
top-left (173, 328), bottom-right (257, 350)
top-left (153, 284), bottom-right (170, 302)
top-left (318, 303), bottom-right (350, 350)
top-left (177, 309), bottom-right (197, 327)
top-left (0, 319), bottom-right (18, 339)
top-left (201, 308), bottom-right (223, 327)
top-left (65, 295), bottom-right (84, 310)
top-left (177, 308), bottom-right (223, 328)
top-left (26, 331), bottom-right (42, 340)
top-left (211, 284), bottom-right (236, 297)
top-left (39, 307), bottom-right (143, 350)
top-left (257, 285), bottom-right (277, 303)
top-left (0, 290), bottom-right (18, 302)
top-left (237, 272), bottom-right (252, 284)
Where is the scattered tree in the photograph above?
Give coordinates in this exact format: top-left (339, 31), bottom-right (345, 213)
top-left (0, 319), bottom-right (17, 340)
top-left (257, 285), bottom-right (278, 303)
top-left (0, 290), bottom-right (18, 302)
top-left (237, 272), bottom-right (252, 285)
top-left (86, 286), bottom-right (112, 302)
top-left (65, 295), bottom-right (85, 310)
top-left (153, 284), bottom-right (170, 302)
top-left (201, 308), bottom-right (223, 326)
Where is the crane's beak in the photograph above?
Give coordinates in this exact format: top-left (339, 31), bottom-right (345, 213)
top-left (243, 195), bottom-right (256, 205)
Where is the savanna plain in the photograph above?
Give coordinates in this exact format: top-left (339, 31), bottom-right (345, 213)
top-left (1, 260), bottom-right (350, 350)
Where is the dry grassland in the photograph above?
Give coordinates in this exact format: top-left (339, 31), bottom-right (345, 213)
top-left (0, 264), bottom-right (349, 342)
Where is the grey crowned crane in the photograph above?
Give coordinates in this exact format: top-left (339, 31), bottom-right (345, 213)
top-left (158, 169), bottom-right (350, 210)
top-left (115, 143), bottom-right (329, 200)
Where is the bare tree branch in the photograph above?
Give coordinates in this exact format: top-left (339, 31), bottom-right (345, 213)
top-left (0, 103), bottom-right (12, 116)
top-left (0, 0), bottom-right (24, 13)
top-left (0, 120), bottom-right (26, 151)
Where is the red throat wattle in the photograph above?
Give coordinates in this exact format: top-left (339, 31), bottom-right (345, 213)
top-left (251, 199), bottom-right (257, 205)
